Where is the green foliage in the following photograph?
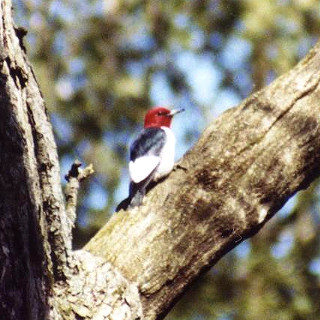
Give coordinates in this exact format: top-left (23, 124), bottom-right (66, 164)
top-left (13, 0), bottom-right (320, 319)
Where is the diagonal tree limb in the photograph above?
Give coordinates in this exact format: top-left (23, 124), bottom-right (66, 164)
top-left (85, 42), bottom-right (320, 319)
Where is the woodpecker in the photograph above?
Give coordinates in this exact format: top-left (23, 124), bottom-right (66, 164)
top-left (118, 106), bottom-right (184, 210)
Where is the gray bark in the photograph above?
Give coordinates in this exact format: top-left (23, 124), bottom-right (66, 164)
top-left (85, 41), bottom-right (320, 318)
top-left (1, 0), bottom-right (320, 319)
top-left (0, 0), bottom-right (69, 318)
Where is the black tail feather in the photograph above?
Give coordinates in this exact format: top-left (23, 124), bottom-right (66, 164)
top-left (116, 169), bottom-right (157, 212)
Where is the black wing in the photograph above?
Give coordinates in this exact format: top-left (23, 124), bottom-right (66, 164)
top-left (130, 127), bottom-right (166, 162)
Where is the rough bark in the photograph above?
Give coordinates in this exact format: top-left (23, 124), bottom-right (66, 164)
top-left (85, 43), bottom-right (320, 318)
top-left (0, 0), bottom-right (69, 318)
top-left (1, 1), bottom-right (320, 319)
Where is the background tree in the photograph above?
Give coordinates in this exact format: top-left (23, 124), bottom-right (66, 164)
top-left (9, 0), bottom-right (320, 319)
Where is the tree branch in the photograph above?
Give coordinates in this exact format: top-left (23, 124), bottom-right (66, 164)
top-left (64, 160), bottom-right (94, 228)
top-left (85, 42), bottom-right (320, 319)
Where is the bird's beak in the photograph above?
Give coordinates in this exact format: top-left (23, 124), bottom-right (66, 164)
top-left (168, 108), bottom-right (185, 116)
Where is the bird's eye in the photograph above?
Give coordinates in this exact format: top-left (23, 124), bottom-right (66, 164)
top-left (157, 111), bottom-right (165, 116)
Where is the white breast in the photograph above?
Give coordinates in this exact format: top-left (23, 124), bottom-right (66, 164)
top-left (153, 126), bottom-right (176, 181)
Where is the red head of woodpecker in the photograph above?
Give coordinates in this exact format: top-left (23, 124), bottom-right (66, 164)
top-left (126, 106), bottom-right (184, 208)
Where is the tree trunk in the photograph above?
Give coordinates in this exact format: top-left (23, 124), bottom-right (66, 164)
top-left (1, 1), bottom-right (320, 319)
